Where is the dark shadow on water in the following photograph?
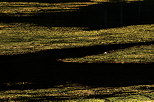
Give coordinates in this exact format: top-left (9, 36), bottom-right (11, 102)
top-left (0, 1), bottom-right (154, 30)
top-left (0, 41), bottom-right (154, 90)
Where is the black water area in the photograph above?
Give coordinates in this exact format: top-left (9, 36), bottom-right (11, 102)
top-left (0, 1), bottom-right (154, 30)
